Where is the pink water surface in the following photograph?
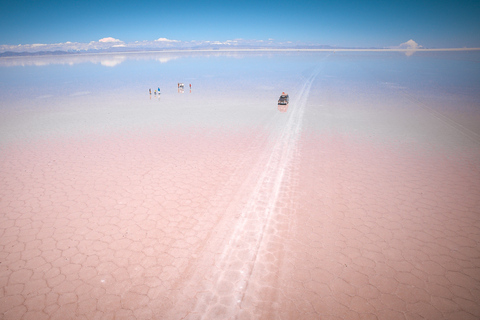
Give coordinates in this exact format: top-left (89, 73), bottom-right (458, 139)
top-left (1, 52), bottom-right (480, 319)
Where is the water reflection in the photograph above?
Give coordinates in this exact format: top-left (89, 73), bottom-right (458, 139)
top-left (0, 53), bottom-right (177, 67)
top-left (278, 104), bottom-right (289, 112)
top-left (0, 51), bottom-right (278, 68)
top-left (149, 93), bottom-right (160, 100)
top-left (404, 50), bottom-right (416, 57)
top-left (100, 56), bottom-right (126, 67)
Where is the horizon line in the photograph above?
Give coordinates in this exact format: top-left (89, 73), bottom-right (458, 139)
top-left (1, 47), bottom-right (480, 58)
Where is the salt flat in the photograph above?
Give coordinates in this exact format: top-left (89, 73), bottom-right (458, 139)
top-left (0, 51), bottom-right (479, 319)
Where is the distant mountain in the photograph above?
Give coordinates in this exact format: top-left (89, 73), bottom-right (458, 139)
top-left (0, 50), bottom-right (72, 57)
top-left (0, 38), bottom-right (356, 56)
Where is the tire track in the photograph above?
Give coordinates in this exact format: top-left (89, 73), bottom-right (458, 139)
top-left (189, 68), bottom-right (321, 319)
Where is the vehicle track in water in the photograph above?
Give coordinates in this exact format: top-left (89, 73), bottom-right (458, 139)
top-left (184, 67), bottom-right (322, 319)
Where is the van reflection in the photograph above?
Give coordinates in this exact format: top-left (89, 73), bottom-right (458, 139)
top-left (278, 104), bottom-right (289, 112)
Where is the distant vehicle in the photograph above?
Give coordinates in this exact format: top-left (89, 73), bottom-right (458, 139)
top-left (278, 92), bottom-right (289, 105)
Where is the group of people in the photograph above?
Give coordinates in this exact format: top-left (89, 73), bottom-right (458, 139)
top-left (177, 83), bottom-right (192, 89)
top-left (149, 83), bottom-right (192, 95)
top-left (149, 87), bottom-right (161, 95)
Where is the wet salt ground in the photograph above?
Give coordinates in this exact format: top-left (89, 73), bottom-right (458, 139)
top-left (1, 51), bottom-right (480, 319)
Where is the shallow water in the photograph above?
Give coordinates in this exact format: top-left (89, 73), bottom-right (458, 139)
top-left (1, 51), bottom-right (480, 319)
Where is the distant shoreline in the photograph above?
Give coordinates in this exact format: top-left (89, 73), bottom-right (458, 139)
top-left (1, 47), bottom-right (480, 58)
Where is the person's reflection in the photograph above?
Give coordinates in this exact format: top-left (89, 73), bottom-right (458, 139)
top-left (149, 88), bottom-right (160, 100)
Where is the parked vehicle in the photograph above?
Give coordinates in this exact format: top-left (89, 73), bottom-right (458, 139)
top-left (278, 92), bottom-right (289, 105)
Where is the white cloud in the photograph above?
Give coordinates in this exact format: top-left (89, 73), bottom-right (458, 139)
top-left (155, 38), bottom-right (180, 42)
top-left (99, 37), bottom-right (122, 43)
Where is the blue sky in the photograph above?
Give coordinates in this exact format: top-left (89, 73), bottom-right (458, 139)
top-left (1, 0), bottom-right (479, 48)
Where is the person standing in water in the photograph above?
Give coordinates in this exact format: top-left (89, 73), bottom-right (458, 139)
top-left (149, 88), bottom-right (151, 95)
top-left (158, 87), bottom-right (160, 94)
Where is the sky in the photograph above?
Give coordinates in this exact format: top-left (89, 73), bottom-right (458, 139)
top-left (1, 0), bottom-right (479, 49)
